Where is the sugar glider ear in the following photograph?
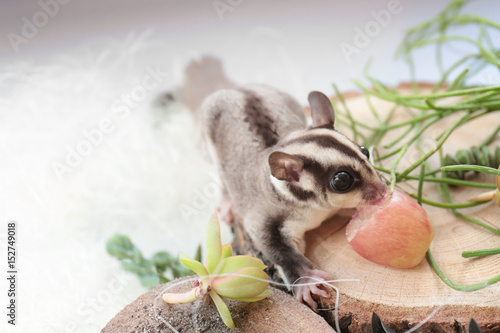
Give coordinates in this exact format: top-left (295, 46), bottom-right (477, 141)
top-left (269, 151), bottom-right (304, 182)
top-left (308, 91), bottom-right (335, 129)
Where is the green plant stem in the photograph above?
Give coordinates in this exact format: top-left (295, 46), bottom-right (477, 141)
top-left (376, 146), bottom-right (403, 162)
top-left (383, 124), bottom-right (414, 149)
top-left (441, 165), bottom-right (500, 177)
top-left (480, 123), bottom-right (500, 146)
top-left (432, 100), bottom-right (500, 110)
top-left (385, 112), bottom-right (440, 130)
top-left (333, 83), bottom-right (359, 142)
top-left (410, 194), bottom-right (489, 209)
top-left (374, 166), bottom-right (497, 188)
top-left (408, 35), bottom-right (500, 68)
top-left (354, 81), bottom-right (430, 110)
top-left (356, 79), bottom-right (500, 103)
top-left (371, 0), bottom-right (500, 294)
top-left (427, 249), bottom-right (500, 291)
top-left (417, 165), bottom-right (426, 205)
top-left (390, 142), bottom-right (411, 191)
top-left (367, 105), bottom-right (399, 148)
top-left (452, 210), bottom-right (500, 235)
top-left (397, 111), bottom-right (472, 180)
top-left (424, 168), bottom-right (442, 177)
top-left (457, 90), bottom-right (498, 106)
top-left (432, 54), bottom-right (476, 93)
top-left (379, 114), bottom-right (444, 164)
top-left (462, 248), bottom-right (500, 258)
top-left (364, 93), bottom-right (383, 124)
top-left (439, 177), bottom-right (500, 234)
top-left (336, 112), bottom-right (376, 130)
top-left (454, 13), bottom-right (500, 30)
top-left (447, 67), bottom-right (469, 91)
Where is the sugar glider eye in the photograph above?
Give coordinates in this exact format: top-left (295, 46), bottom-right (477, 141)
top-left (330, 171), bottom-right (353, 192)
top-left (360, 146), bottom-right (369, 159)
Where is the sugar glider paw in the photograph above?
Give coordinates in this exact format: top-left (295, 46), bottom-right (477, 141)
top-left (216, 199), bottom-right (234, 225)
top-left (294, 269), bottom-right (333, 312)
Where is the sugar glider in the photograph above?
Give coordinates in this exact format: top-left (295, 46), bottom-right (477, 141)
top-left (181, 56), bottom-right (387, 311)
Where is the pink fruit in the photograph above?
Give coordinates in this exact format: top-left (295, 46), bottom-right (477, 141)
top-left (346, 188), bottom-right (434, 269)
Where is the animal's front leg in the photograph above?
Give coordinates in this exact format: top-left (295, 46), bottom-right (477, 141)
top-left (288, 235), bottom-right (333, 311)
top-left (216, 187), bottom-right (234, 224)
top-left (257, 220), bottom-right (333, 311)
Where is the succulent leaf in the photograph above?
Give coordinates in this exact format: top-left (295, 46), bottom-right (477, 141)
top-left (209, 290), bottom-right (235, 329)
top-left (206, 212), bottom-right (222, 274)
top-left (221, 243), bottom-right (233, 259)
top-left (219, 255), bottom-right (267, 275)
top-left (179, 253), bottom-right (209, 278)
top-left (232, 289), bottom-right (271, 302)
top-left (211, 267), bottom-right (269, 300)
top-left (163, 288), bottom-right (198, 304)
top-left (151, 251), bottom-right (173, 274)
top-left (467, 190), bottom-right (496, 202)
top-left (163, 212), bottom-right (272, 328)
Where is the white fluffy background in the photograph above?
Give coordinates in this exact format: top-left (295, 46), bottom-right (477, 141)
top-left (0, 35), bottom-right (234, 332)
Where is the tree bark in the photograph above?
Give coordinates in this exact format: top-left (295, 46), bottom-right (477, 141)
top-left (102, 275), bottom-right (334, 332)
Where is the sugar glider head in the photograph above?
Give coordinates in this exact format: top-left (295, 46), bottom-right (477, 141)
top-left (268, 91), bottom-right (387, 209)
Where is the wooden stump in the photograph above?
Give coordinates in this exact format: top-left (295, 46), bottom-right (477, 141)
top-left (235, 84), bottom-right (500, 332)
top-left (101, 276), bottom-right (335, 332)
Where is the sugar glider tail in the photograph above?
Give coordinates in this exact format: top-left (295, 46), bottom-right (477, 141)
top-left (181, 55), bottom-right (236, 114)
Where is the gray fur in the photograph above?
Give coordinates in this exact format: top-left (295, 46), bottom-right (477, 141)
top-left (182, 56), bottom-right (387, 309)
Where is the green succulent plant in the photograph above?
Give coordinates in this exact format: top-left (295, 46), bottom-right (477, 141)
top-left (162, 213), bottom-right (271, 328)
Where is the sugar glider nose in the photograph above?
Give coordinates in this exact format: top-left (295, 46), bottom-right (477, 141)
top-left (363, 181), bottom-right (388, 203)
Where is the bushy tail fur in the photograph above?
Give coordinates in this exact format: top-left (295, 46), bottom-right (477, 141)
top-left (181, 56), bottom-right (235, 115)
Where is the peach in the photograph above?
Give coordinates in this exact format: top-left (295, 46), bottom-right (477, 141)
top-left (346, 188), bottom-right (434, 269)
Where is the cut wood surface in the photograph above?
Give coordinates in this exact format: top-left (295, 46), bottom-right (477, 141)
top-left (104, 84), bottom-right (499, 333)
top-left (302, 84), bottom-right (500, 331)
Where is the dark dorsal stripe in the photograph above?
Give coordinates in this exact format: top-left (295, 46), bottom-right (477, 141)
top-left (240, 89), bottom-right (278, 148)
top-left (209, 110), bottom-right (222, 143)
